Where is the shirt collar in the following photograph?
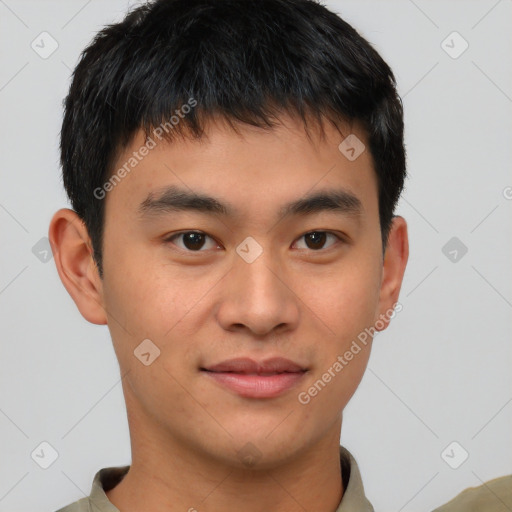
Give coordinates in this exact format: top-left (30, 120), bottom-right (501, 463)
top-left (336, 445), bottom-right (374, 511)
top-left (86, 445), bottom-right (373, 511)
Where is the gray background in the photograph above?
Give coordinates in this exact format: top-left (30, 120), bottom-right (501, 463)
top-left (0, 0), bottom-right (511, 510)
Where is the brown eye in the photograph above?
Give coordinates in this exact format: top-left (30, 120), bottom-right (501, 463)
top-left (166, 231), bottom-right (218, 252)
top-left (295, 231), bottom-right (341, 251)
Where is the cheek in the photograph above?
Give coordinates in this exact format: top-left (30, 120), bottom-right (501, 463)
top-left (102, 240), bottom-right (177, 330)
top-left (296, 255), bottom-right (381, 343)
top-left (102, 252), bottom-right (219, 377)
top-left (292, 253), bottom-right (380, 405)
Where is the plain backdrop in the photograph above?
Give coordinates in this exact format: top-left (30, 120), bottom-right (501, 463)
top-left (0, 1), bottom-right (511, 511)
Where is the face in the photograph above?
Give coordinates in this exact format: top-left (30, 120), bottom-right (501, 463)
top-left (62, 113), bottom-right (407, 469)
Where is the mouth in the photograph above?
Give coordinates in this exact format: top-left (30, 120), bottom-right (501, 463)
top-left (201, 369), bottom-right (304, 376)
top-left (201, 356), bottom-right (307, 374)
top-left (200, 358), bottom-right (308, 398)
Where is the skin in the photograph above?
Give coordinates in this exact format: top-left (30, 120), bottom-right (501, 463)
top-left (49, 113), bottom-right (408, 512)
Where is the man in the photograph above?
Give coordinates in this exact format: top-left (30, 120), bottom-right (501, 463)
top-left (50, 0), bottom-right (409, 509)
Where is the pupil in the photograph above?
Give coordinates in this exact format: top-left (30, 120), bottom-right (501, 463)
top-left (306, 232), bottom-right (326, 250)
top-left (184, 232), bottom-right (204, 250)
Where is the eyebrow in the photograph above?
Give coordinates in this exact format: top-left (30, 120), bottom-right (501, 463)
top-left (138, 184), bottom-right (363, 221)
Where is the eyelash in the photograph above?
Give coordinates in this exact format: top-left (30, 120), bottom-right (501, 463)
top-left (163, 230), bottom-right (347, 253)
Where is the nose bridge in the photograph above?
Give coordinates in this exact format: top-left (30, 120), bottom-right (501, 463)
top-left (239, 248), bottom-right (283, 303)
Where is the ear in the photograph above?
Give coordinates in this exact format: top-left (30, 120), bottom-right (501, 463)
top-left (374, 215), bottom-right (409, 332)
top-left (48, 208), bottom-right (107, 325)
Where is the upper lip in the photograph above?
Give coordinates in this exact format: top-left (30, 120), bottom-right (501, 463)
top-left (201, 357), bottom-right (307, 374)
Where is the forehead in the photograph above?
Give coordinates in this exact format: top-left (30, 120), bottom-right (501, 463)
top-left (104, 114), bottom-right (378, 225)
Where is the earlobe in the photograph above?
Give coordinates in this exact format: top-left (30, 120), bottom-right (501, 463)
top-left (375, 215), bottom-right (409, 332)
top-left (48, 208), bottom-right (108, 325)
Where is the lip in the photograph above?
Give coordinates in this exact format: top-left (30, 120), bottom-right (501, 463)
top-left (203, 357), bottom-right (307, 374)
top-left (201, 357), bottom-right (308, 399)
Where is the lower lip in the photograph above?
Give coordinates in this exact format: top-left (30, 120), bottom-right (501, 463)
top-left (202, 371), bottom-right (307, 398)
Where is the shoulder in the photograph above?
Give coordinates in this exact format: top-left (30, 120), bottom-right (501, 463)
top-left (432, 475), bottom-right (512, 511)
top-left (54, 465), bottom-right (129, 512)
top-left (54, 496), bottom-right (90, 512)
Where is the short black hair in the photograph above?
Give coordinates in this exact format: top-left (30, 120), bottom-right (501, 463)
top-left (60, 0), bottom-right (406, 278)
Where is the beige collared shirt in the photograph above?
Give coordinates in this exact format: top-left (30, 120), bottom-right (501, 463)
top-left (54, 448), bottom-right (512, 511)
top-left (431, 474), bottom-right (512, 512)
top-left (55, 445), bottom-right (375, 511)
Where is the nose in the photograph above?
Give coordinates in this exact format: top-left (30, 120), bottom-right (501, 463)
top-left (215, 248), bottom-right (300, 338)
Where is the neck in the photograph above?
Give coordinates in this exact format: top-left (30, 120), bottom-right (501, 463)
top-left (106, 389), bottom-right (344, 512)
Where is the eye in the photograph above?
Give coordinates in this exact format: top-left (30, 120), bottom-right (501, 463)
top-left (165, 231), bottom-right (220, 252)
top-left (293, 231), bottom-right (343, 251)
top-left (164, 230), bottom-right (345, 253)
